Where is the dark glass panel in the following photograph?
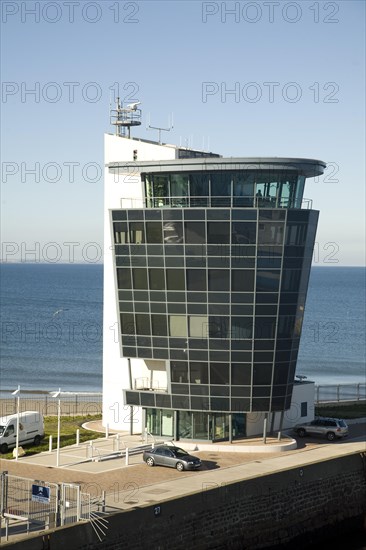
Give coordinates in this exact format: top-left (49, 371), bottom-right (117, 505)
top-left (140, 392), bottom-right (155, 406)
top-left (122, 346), bottom-right (136, 357)
top-left (129, 222), bottom-right (145, 244)
top-left (112, 210), bottom-right (127, 221)
top-left (184, 209), bottom-right (205, 220)
top-left (117, 268), bottom-right (132, 290)
top-left (210, 386), bottom-right (230, 396)
top-left (253, 351), bottom-right (274, 362)
top-left (191, 396), bottom-right (210, 410)
top-left (210, 363), bottom-right (229, 384)
top-left (149, 269), bottom-right (165, 291)
top-left (190, 385), bottom-right (209, 395)
top-left (207, 222), bottom-right (230, 244)
top-left (254, 317), bottom-right (276, 339)
top-left (259, 210), bottom-right (285, 221)
top-left (256, 270), bottom-right (280, 292)
top-left (208, 316), bottom-right (230, 338)
top-left (208, 269), bottom-right (230, 291)
top-left (184, 221), bottom-right (206, 243)
top-left (151, 315), bottom-right (168, 336)
top-left (232, 270), bottom-right (254, 291)
top-left (209, 304), bottom-right (230, 315)
top-left (231, 317), bottom-right (253, 339)
top-left (168, 303), bottom-right (186, 314)
top-left (190, 362), bottom-right (208, 384)
top-left (171, 384), bottom-right (189, 394)
top-left (273, 365), bottom-right (289, 384)
top-left (255, 293), bottom-right (278, 304)
top-left (252, 398), bottom-right (270, 411)
top-left (232, 209), bottom-right (257, 220)
top-left (189, 350), bottom-right (209, 361)
top-left (232, 364), bottom-right (252, 385)
top-left (170, 349), bottom-right (188, 360)
top-left (172, 396), bottom-right (190, 409)
top-left (134, 302), bottom-right (149, 313)
top-left (253, 364), bottom-right (273, 385)
top-left (145, 222), bottom-right (162, 243)
top-left (210, 173), bottom-right (231, 207)
top-left (127, 210), bottom-right (143, 220)
top-left (150, 303), bottom-right (166, 314)
top-left (231, 351), bottom-right (252, 361)
top-left (257, 257), bottom-right (282, 269)
top-left (135, 314), bottom-right (150, 335)
top-left (120, 313), bottom-right (135, 334)
top-left (125, 392), bottom-right (140, 406)
top-left (272, 385), bottom-right (287, 396)
top-left (156, 394), bottom-right (172, 408)
top-left (209, 350), bottom-right (229, 361)
top-left (253, 387), bottom-right (271, 397)
top-left (153, 348), bottom-right (169, 359)
top-left (258, 222), bottom-right (284, 245)
top-left (232, 222), bottom-right (256, 244)
top-left (163, 209), bottom-right (182, 220)
top-left (132, 268), bottom-right (148, 290)
top-left (277, 316), bottom-right (296, 338)
top-left (186, 269), bottom-right (207, 291)
top-left (210, 397), bottom-right (230, 411)
top-left (231, 398), bottom-right (250, 412)
top-left (189, 174), bottom-right (209, 205)
top-left (163, 221), bottom-right (183, 244)
top-left (231, 293), bottom-right (254, 303)
top-left (230, 304), bottom-right (253, 316)
top-left (144, 209), bottom-right (161, 220)
top-left (207, 209), bottom-right (230, 220)
top-left (166, 269), bottom-right (185, 291)
top-left (171, 361), bottom-right (188, 383)
top-left (232, 172), bottom-right (255, 207)
top-left (271, 397), bottom-right (286, 410)
top-left (231, 386), bottom-right (251, 397)
top-left (188, 303), bottom-right (207, 315)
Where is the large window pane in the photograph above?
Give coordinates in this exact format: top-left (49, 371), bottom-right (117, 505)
top-left (189, 316), bottom-right (208, 338)
top-left (207, 222), bottom-right (230, 244)
top-left (208, 269), bottom-right (230, 291)
top-left (136, 314), bottom-right (150, 335)
top-left (151, 315), bottom-right (167, 336)
top-left (187, 269), bottom-right (206, 291)
top-left (258, 222), bottom-right (284, 245)
top-left (232, 222), bottom-right (256, 244)
top-left (163, 221), bottom-right (183, 243)
top-left (171, 361), bottom-right (188, 383)
top-left (209, 316), bottom-right (230, 338)
top-left (190, 362), bottom-right (208, 384)
top-left (233, 172), bottom-right (254, 207)
top-left (169, 316), bottom-right (188, 338)
top-left (231, 270), bottom-right (254, 291)
top-left (114, 222), bottom-right (129, 244)
top-left (190, 173), bottom-right (209, 206)
top-left (231, 363), bottom-right (251, 385)
top-left (117, 268), bottom-right (132, 289)
top-left (166, 269), bottom-right (185, 290)
top-left (132, 269), bottom-right (148, 290)
top-left (170, 174), bottom-right (189, 207)
top-left (129, 222), bottom-right (145, 244)
top-left (210, 173), bottom-right (231, 206)
top-left (210, 363), bottom-right (229, 384)
top-left (231, 317), bottom-right (252, 339)
top-left (253, 364), bottom-right (273, 384)
top-left (256, 270), bottom-right (280, 292)
top-left (152, 175), bottom-right (169, 207)
top-left (120, 313), bottom-right (135, 334)
top-left (184, 222), bottom-right (206, 244)
top-left (149, 269), bottom-right (165, 290)
top-left (255, 317), bottom-right (276, 339)
top-left (146, 222), bottom-right (162, 244)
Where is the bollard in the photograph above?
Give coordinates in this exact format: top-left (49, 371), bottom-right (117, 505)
top-left (277, 431), bottom-right (282, 441)
top-left (49, 435), bottom-right (53, 453)
top-left (89, 441), bottom-right (93, 459)
top-left (125, 447), bottom-right (129, 466)
top-left (76, 429), bottom-right (80, 446)
top-left (116, 434), bottom-right (120, 452)
top-left (106, 424), bottom-right (109, 439)
top-left (263, 418), bottom-right (267, 444)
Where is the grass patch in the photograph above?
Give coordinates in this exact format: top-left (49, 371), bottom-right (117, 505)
top-left (315, 401), bottom-right (366, 419)
top-left (1, 414), bottom-right (105, 460)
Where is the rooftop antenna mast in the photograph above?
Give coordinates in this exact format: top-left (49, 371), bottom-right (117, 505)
top-left (146, 113), bottom-right (174, 144)
top-left (110, 97), bottom-right (142, 138)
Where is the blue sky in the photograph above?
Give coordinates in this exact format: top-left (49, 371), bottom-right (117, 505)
top-left (1, 0), bottom-right (365, 265)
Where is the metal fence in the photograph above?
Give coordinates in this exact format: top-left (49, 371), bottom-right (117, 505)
top-left (0, 472), bottom-right (109, 543)
top-left (315, 383), bottom-right (366, 403)
top-left (0, 392), bottom-right (102, 419)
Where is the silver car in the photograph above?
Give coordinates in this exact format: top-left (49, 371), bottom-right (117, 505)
top-left (294, 417), bottom-right (348, 441)
top-left (143, 445), bottom-right (201, 471)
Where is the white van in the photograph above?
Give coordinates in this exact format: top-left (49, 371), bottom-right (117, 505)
top-left (0, 411), bottom-right (44, 454)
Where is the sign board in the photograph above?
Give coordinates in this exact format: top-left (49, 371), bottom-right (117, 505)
top-left (31, 485), bottom-right (50, 504)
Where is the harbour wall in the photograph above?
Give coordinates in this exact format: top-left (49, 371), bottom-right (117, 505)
top-left (5, 451), bottom-right (366, 550)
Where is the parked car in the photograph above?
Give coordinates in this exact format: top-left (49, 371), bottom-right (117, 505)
top-left (293, 417), bottom-right (348, 441)
top-left (143, 445), bottom-right (202, 471)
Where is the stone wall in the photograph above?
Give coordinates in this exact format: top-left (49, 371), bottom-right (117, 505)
top-left (4, 451), bottom-right (366, 550)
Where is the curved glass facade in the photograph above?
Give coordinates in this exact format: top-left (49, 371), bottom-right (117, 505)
top-left (144, 171), bottom-right (306, 209)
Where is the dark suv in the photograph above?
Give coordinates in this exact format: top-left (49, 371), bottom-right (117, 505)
top-left (294, 417), bottom-right (348, 441)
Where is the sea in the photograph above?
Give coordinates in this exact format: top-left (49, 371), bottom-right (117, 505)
top-left (0, 264), bottom-right (365, 394)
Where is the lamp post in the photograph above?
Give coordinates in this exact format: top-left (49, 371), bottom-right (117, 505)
top-left (51, 389), bottom-right (61, 467)
top-left (11, 385), bottom-right (20, 461)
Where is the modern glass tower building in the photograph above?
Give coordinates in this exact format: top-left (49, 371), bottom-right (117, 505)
top-left (103, 129), bottom-right (325, 442)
